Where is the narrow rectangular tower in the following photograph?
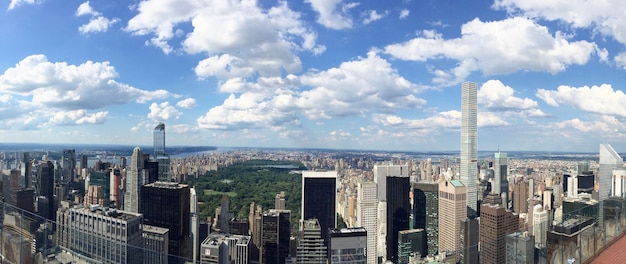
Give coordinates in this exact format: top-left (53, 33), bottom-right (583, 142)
top-left (461, 81), bottom-right (478, 216)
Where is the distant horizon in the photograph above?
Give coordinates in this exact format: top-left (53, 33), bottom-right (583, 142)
top-left (0, 142), bottom-right (609, 155)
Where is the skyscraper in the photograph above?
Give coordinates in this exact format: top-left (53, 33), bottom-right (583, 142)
top-left (373, 164), bottom-right (408, 201)
top-left (37, 161), bottom-right (55, 221)
top-left (599, 144), bottom-right (623, 227)
top-left (413, 182), bottom-right (438, 256)
top-left (62, 149), bottom-right (76, 183)
top-left (154, 123), bottom-right (171, 182)
top-left (261, 209), bottom-right (291, 264)
top-left (141, 182), bottom-right (191, 262)
top-left (479, 195), bottom-right (518, 264)
top-left (296, 218), bottom-right (327, 263)
top-left (329, 227), bottom-right (367, 264)
top-left (154, 122), bottom-right (166, 156)
top-left (124, 147), bottom-right (144, 213)
top-left (302, 171), bottom-right (337, 249)
top-left (493, 151), bottom-right (508, 206)
top-left (385, 175), bottom-right (410, 263)
top-left (438, 180), bottom-right (466, 258)
top-left (357, 179), bottom-right (377, 264)
top-left (461, 81), bottom-right (478, 216)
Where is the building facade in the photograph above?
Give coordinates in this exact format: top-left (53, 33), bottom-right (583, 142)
top-left (413, 182), bottom-right (438, 256)
top-left (461, 81), bottom-right (478, 216)
top-left (438, 180), bottom-right (467, 258)
top-left (302, 171), bottom-right (337, 249)
top-left (480, 201), bottom-right (519, 264)
top-left (329, 227), bottom-right (367, 264)
top-left (356, 179), bottom-right (377, 264)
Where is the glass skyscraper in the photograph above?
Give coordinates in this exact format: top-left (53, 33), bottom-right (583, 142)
top-left (461, 81), bottom-right (478, 216)
top-left (154, 123), bottom-right (166, 157)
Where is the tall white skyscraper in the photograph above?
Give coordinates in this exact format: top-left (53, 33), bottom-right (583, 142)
top-left (124, 147), bottom-right (144, 213)
top-left (461, 81), bottom-right (478, 216)
top-left (599, 144), bottom-right (623, 200)
top-left (357, 179), bottom-right (377, 264)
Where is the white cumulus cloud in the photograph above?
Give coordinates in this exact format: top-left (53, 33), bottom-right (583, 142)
top-left (305, 0), bottom-right (356, 30)
top-left (48, 110), bottom-right (109, 125)
top-left (76, 1), bottom-right (119, 34)
top-left (176, 98), bottom-right (197, 109)
top-left (493, 0), bottom-right (626, 47)
top-left (7, 0), bottom-right (42, 10)
top-left (384, 17), bottom-right (598, 85)
top-left (363, 10), bottom-right (387, 25)
top-left (399, 9), bottom-right (409, 19)
top-left (478, 80), bottom-right (539, 111)
top-left (0, 54), bottom-right (176, 110)
top-left (148, 102), bottom-right (181, 121)
top-left (536, 84), bottom-right (626, 117)
top-left (126, 0), bottom-right (324, 78)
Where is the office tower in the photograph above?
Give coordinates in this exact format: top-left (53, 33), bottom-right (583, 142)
top-left (217, 195), bottom-right (234, 233)
top-left (80, 154), bottom-right (88, 170)
top-left (141, 182), bottom-right (191, 262)
top-left (438, 180), bottom-right (467, 258)
top-left (261, 209), bottom-right (291, 264)
top-left (154, 122), bottom-right (166, 156)
top-left (600, 144), bottom-right (623, 198)
top-left (302, 171), bottom-right (337, 249)
top-left (120, 156), bottom-right (127, 169)
top-left (249, 202), bottom-right (263, 262)
top-left (461, 81), bottom-right (478, 216)
top-left (513, 179), bottom-right (528, 214)
top-left (37, 161), bottom-right (55, 221)
top-left (124, 147), bottom-right (144, 213)
top-left (505, 232), bottom-right (534, 264)
top-left (479, 198), bottom-right (518, 264)
top-left (612, 168), bottom-right (626, 197)
top-left (296, 218), bottom-right (327, 263)
top-left (143, 225), bottom-right (170, 264)
top-left (88, 170), bottom-right (111, 205)
top-left (493, 151), bottom-right (508, 204)
top-left (61, 149), bottom-right (76, 183)
top-left (532, 204), bottom-right (548, 248)
top-left (600, 144), bottom-right (623, 228)
top-left (190, 187), bottom-right (200, 263)
top-left (329, 227), bottom-right (367, 264)
top-left (357, 179), bottom-right (377, 264)
top-left (373, 164), bottom-right (408, 201)
top-left (385, 175), bottom-right (410, 263)
top-left (397, 229), bottom-right (425, 263)
top-left (144, 157), bottom-right (160, 184)
top-left (22, 152), bottom-right (32, 188)
top-left (460, 217), bottom-right (479, 264)
top-left (110, 169), bottom-right (122, 207)
top-left (56, 205), bottom-right (144, 264)
top-left (154, 123), bottom-right (171, 181)
top-left (413, 182), bottom-right (438, 256)
top-left (275, 191), bottom-right (286, 210)
top-left (84, 185), bottom-right (105, 206)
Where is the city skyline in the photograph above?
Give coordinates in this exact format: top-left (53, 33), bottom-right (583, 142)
top-left (1, 1), bottom-right (626, 152)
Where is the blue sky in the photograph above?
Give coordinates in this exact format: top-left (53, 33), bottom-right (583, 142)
top-left (1, 0), bottom-right (626, 152)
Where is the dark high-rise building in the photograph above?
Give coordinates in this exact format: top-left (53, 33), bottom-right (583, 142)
top-left (62, 149), bottom-right (76, 183)
top-left (386, 175), bottom-right (410, 263)
top-left (460, 217), bottom-right (479, 264)
top-left (143, 154), bottom-right (159, 184)
top-left (413, 182), bottom-right (438, 256)
top-left (23, 152), bottom-right (32, 189)
top-left (397, 229), bottom-right (425, 263)
top-left (229, 218), bottom-right (250, 236)
top-left (37, 161), bottom-right (55, 221)
top-left (479, 196), bottom-right (518, 264)
top-left (80, 154), bottom-right (88, 170)
top-left (261, 209), bottom-right (291, 264)
top-left (302, 171), bottom-right (336, 249)
top-left (141, 181), bottom-right (191, 263)
top-left (154, 123), bottom-right (170, 182)
top-left (154, 122), bottom-right (166, 156)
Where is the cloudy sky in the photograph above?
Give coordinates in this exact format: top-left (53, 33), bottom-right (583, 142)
top-left (1, 0), bottom-right (626, 152)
